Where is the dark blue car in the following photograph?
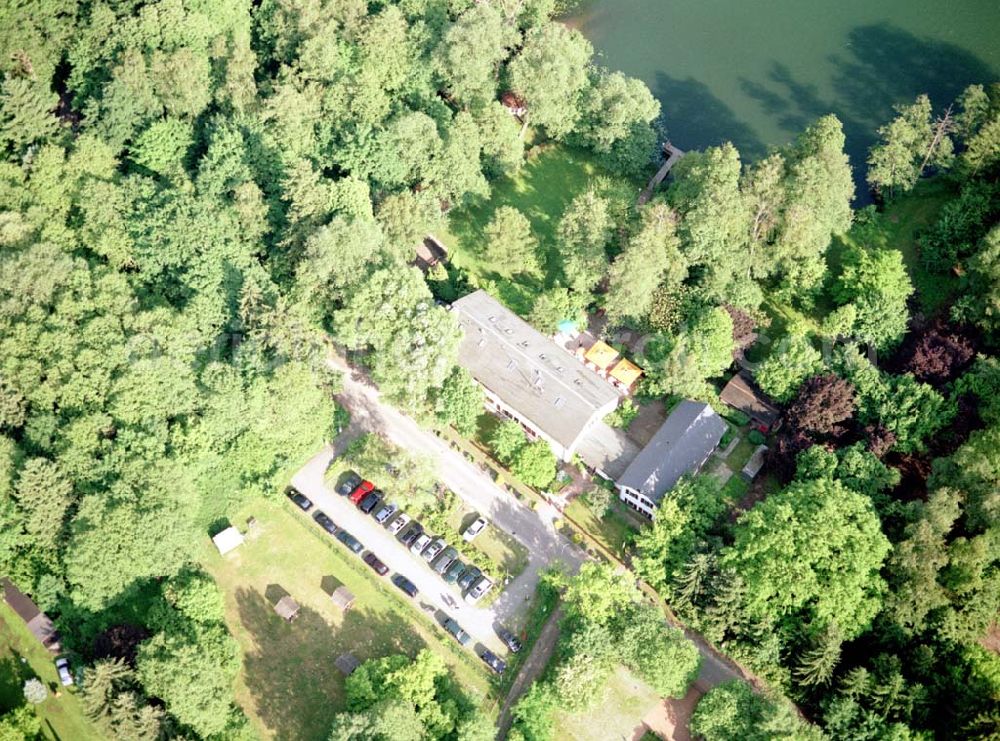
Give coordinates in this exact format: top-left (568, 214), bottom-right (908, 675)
top-left (336, 530), bottom-right (363, 554)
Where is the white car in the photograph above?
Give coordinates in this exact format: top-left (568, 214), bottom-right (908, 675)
top-left (410, 533), bottom-right (432, 555)
top-left (462, 516), bottom-right (488, 542)
top-left (387, 512), bottom-right (410, 535)
top-left (55, 657), bottom-right (73, 687)
top-left (464, 575), bottom-right (494, 603)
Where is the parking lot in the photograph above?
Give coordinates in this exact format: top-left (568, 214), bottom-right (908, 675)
top-left (291, 450), bottom-right (510, 655)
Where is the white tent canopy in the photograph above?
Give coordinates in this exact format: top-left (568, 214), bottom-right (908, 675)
top-left (212, 526), bottom-right (244, 555)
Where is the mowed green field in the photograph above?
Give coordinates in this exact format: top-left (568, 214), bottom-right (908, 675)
top-left (552, 664), bottom-right (661, 741)
top-left (201, 498), bottom-right (493, 740)
top-left (0, 603), bottom-right (101, 741)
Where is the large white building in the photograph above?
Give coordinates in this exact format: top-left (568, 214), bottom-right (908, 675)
top-left (451, 290), bottom-right (621, 461)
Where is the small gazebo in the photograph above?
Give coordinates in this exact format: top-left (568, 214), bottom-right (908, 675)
top-left (273, 595), bottom-right (301, 622)
top-left (335, 653), bottom-right (360, 676)
top-left (330, 586), bottom-right (355, 612)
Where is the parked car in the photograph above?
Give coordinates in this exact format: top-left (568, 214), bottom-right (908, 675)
top-left (387, 513), bottom-right (410, 535)
top-left (362, 552), bottom-right (389, 576)
top-left (410, 533), bottom-right (432, 555)
top-left (336, 530), bottom-right (363, 553)
top-left (462, 516), bottom-right (488, 542)
top-left (312, 510), bottom-right (337, 535)
top-left (433, 547), bottom-right (458, 575)
top-left (442, 618), bottom-right (471, 646)
top-left (422, 538), bottom-right (446, 563)
top-left (465, 575), bottom-right (493, 603)
top-left (400, 522), bottom-right (423, 546)
top-left (373, 503), bottom-right (397, 524)
top-left (286, 487), bottom-right (312, 511)
top-left (55, 657), bottom-right (73, 687)
top-left (348, 480), bottom-right (375, 505)
top-left (457, 566), bottom-right (481, 591)
top-left (391, 574), bottom-right (418, 597)
top-left (497, 627), bottom-right (522, 653)
top-left (480, 649), bottom-right (506, 675)
top-left (444, 559), bottom-right (466, 584)
top-left (337, 470), bottom-right (362, 496)
top-left (358, 490), bottom-right (382, 514)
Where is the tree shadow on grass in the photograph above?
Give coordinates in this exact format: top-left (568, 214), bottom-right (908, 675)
top-left (234, 587), bottom-right (431, 739)
top-left (0, 654), bottom-right (27, 710)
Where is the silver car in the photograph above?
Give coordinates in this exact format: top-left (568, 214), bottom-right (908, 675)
top-left (410, 533), bottom-right (432, 555)
top-left (464, 575), bottom-right (494, 603)
top-left (55, 657), bottom-right (73, 687)
top-left (421, 538), bottom-right (446, 563)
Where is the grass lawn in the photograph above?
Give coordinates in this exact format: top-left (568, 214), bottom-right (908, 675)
top-left (0, 604), bottom-right (101, 741)
top-left (439, 145), bottom-right (631, 314)
top-left (723, 435), bottom-right (759, 473)
top-left (200, 498), bottom-right (491, 740)
top-left (720, 474), bottom-right (750, 502)
top-left (564, 497), bottom-right (641, 559)
top-left (552, 664), bottom-right (661, 741)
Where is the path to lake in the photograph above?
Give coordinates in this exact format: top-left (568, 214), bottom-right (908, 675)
top-left (567, 0), bottom-right (1000, 199)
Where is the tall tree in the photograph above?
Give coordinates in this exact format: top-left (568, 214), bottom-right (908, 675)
top-left (557, 189), bottom-right (613, 294)
top-left (484, 206), bottom-right (540, 276)
top-left (867, 95), bottom-right (953, 198)
top-left (604, 203), bottom-right (686, 327)
top-left (507, 23), bottom-right (593, 140)
top-left (722, 477), bottom-right (890, 637)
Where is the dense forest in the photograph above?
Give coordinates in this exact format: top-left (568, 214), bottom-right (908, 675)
top-left (0, 0), bottom-right (998, 738)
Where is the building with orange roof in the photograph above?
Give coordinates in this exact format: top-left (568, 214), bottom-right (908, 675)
top-left (583, 340), bottom-right (620, 372)
top-left (609, 358), bottom-right (642, 390)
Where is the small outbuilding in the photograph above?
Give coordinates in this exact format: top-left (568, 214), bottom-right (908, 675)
top-left (719, 372), bottom-right (781, 431)
top-left (609, 357), bottom-right (643, 391)
top-left (741, 444), bottom-right (769, 481)
top-left (1, 578), bottom-right (61, 652)
top-left (212, 526), bottom-right (244, 556)
top-left (413, 236), bottom-right (448, 272)
top-left (330, 586), bottom-right (356, 612)
top-left (273, 595), bottom-right (301, 622)
top-left (335, 653), bottom-right (361, 676)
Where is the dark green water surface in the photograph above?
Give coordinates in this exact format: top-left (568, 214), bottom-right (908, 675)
top-left (568, 0), bottom-right (1000, 192)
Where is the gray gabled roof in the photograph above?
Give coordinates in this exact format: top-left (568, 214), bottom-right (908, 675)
top-left (451, 291), bottom-right (620, 450)
top-left (617, 400), bottom-right (726, 503)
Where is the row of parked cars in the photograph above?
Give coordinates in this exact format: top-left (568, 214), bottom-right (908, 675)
top-left (337, 471), bottom-right (496, 604)
top-left (288, 474), bottom-right (522, 674)
top-left (286, 485), bottom-right (420, 598)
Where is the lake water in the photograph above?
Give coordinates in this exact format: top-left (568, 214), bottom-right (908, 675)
top-left (568, 0), bottom-right (1000, 195)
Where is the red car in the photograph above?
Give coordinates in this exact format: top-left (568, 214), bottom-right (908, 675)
top-left (348, 480), bottom-right (375, 505)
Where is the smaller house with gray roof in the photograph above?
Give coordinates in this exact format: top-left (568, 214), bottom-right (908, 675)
top-left (616, 400), bottom-right (727, 518)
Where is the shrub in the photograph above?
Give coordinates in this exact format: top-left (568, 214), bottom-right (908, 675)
top-left (723, 409), bottom-right (751, 427)
top-left (748, 429), bottom-right (766, 445)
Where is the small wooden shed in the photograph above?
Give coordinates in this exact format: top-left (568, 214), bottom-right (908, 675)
top-left (330, 586), bottom-right (356, 612)
top-left (273, 595), bottom-right (301, 622)
top-left (335, 653), bottom-right (360, 676)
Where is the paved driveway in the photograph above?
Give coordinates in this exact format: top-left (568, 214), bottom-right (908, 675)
top-left (326, 355), bottom-right (588, 628)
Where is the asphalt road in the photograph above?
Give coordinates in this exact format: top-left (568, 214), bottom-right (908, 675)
top-left (320, 353), bottom-right (749, 701)
top-left (326, 355), bottom-right (588, 626)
